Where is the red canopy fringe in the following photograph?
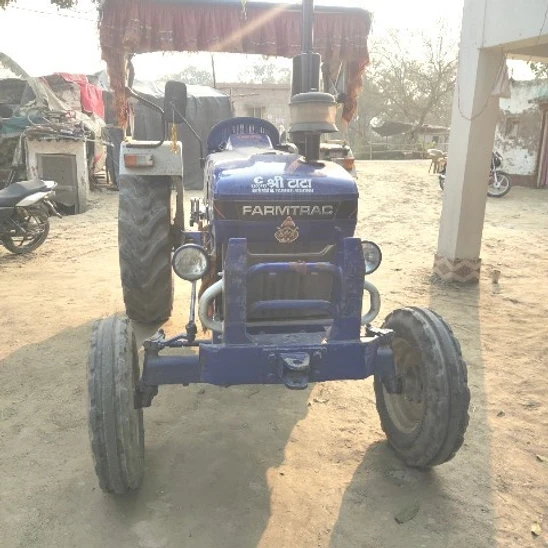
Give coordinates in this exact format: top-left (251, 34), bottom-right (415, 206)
top-left (100, 0), bottom-right (371, 126)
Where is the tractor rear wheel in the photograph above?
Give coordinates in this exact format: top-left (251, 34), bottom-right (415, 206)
top-left (87, 316), bottom-right (144, 494)
top-left (374, 307), bottom-right (470, 468)
top-left (118, 175), bottom-right (173, 323)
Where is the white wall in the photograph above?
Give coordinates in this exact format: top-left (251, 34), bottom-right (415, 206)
top-left (495, 81), bottom-right (546, 176)
top-left (496, 139), bottom-right (538, 175)
top-left (26, 139), bottom-right (88, 212)
top-left (483, 0), bottom-right (548, 50)
top-left (500, 81), bottom-right (548, 113)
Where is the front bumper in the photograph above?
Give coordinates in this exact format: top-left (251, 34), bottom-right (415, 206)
top-left (142, 333), bottom-right (391, 388)
top-left (136, 237), bottom-right (395, 404)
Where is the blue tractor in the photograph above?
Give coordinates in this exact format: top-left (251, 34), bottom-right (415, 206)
top-left (89, 0), bottom-right (470, 494)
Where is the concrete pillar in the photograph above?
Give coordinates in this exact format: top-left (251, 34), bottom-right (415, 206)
top-left (433, 0), bottom-right (505, 283)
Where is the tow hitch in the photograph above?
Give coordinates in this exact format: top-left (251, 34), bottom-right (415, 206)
top-left (278, 352), bottom-right (311, 389)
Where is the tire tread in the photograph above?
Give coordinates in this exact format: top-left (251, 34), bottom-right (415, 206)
top-left (118, 175), bottom-right (173, 323)
top-left (87, 316), bottom-right (144, 494)
top-left (375, 307), bottom-right (470, 468)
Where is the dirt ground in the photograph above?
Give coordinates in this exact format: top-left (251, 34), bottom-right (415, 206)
top-left (1, 160), bottom-right (547, 548)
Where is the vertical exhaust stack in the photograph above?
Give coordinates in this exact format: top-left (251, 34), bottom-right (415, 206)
top-left (294, 0), bottom-right (320, 93)
top-left (289, 0), bottom-right (338, 163)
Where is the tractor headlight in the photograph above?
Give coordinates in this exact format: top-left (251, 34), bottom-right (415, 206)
top-left (172, 244), bottom-right (210, 281)
top-left (361, 241), bottom-right (382, 275)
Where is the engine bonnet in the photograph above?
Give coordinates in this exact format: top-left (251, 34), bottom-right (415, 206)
top-left (207, 148), bottom-right (358, 246)
top-left (208, 149), bottom-right (358, 200)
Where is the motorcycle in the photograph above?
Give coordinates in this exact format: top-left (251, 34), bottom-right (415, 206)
top-left (0, 179), bottom-right (61, 254)
top-left (438, 151), bottom-right (512, 198)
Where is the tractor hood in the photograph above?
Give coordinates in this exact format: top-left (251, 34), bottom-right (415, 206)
top-left (206, 148), bottom-right (359, 247)
top-left (208, 148), bottom-right (358, 200)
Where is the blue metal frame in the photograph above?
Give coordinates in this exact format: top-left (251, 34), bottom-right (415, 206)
top-left (140, 237), bottom-right (393, 390)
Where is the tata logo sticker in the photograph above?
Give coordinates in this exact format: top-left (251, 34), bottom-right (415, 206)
top-left (252, 175), bottom-right (314, 194)
top-left (274, 216), bottom-right (300, 244)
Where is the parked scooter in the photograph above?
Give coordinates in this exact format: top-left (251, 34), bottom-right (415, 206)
top-left (0, 179), bottom-right (61, 254)
top-left (439, 151), bottom-right (512, 198)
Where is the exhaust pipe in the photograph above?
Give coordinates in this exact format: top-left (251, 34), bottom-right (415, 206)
top-left (198, 278), bottom-right (224, 333)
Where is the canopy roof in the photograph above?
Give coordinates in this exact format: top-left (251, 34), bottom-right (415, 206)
top-left (99, 0), bottom-right (371, 125)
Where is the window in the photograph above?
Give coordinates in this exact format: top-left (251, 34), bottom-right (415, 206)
top-left (505, 118), bottom-right (520, 138)
top-left (247, 106), bottom-right (265, 119)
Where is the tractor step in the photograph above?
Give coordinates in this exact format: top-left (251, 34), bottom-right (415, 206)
top-left (278, 352), bottom-right (310, 390)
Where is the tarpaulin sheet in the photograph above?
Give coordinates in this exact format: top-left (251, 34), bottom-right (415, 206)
top-left (56, 73), bottom-right (105, 119)
top-left (0, 115), bottom-right (31, 139)
top-left (131, 81), bottom-right (232, 189)
top-left (100, 0), bottom-right (371, 126)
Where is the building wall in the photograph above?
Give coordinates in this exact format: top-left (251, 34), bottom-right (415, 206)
top-left (483, 0), bottom-right (548, 50)
top-left (217, 83), bottom-right (291, 131)
top-left (25, 138), bottom-right (88, 213)
top-left (494, 80), bottom-right (548, 182)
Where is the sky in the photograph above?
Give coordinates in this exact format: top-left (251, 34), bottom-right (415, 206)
top-left (0, 0), bottom-right (532, 80)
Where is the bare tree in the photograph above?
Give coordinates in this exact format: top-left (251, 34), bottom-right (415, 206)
top-left (363, 26), bottom-right (458, 127)
top-left (237, 59), bottom-right (291, 84)
top-left (529, 62), bottom-right (548, 79)
top-left (162, 66), bottom-right (214, 86)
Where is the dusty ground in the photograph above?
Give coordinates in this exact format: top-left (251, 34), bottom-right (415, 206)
top-left (1, 160), bottom-right (547, 548)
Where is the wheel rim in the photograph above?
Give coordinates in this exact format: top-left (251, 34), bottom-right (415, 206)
top-left (383, 337), bottom-right (425, 434)
top-left (131, 336), bottom-right (145, 458)
top-left (6, 211), bottom-right (47, 250)
top-left (488, 173), bottom-right (510, 195)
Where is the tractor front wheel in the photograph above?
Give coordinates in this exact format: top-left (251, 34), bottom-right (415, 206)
top-left (87, 316), bottom-right (145, 494)
top-left (374, 307), bottom-right (470, 468)
top-left (118, 175), bottom-right (173, 323)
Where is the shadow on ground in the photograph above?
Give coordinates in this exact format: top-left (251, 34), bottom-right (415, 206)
top-left (329, 282), bottom-right (496, 548)
top-left (0, 321), bottom-right (311, 548)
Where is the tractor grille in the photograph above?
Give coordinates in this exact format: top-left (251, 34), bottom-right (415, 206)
top-left (245, 243), bottom-right (336, 321)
